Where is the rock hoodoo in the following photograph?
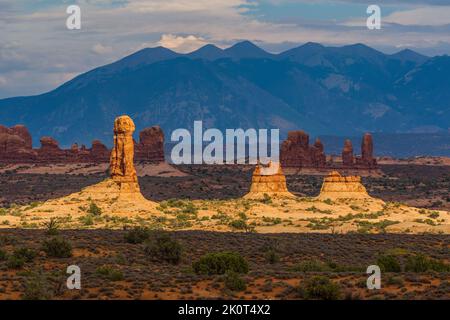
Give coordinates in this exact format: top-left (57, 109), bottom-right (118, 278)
top-left (244, 161), bottom-right (295, 199)
top-left (135, 126), bottom-right (165, 163)
top-left (341, 139), bottom-right (354, 167)
top-left (280, 131), bottom-right (326, 168)
top-left (317, 171), bottom-right (370, 200)
top-left (280, 130), bottom-right (378, 170)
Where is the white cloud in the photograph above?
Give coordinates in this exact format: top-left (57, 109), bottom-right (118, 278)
top-left (157, 34), bottom-right (207, 53)
top-left (91, 43), bottom-right (113, 54)
top-left (384, 6), bottom-right (450, 26)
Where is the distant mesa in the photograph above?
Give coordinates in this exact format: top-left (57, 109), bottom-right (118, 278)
top-left (0, 123), bottom-right (164, 164)
top-left (244, 161), bottom-right (295, 199)
top-left (281, 130), bottom-right (377, 170)
top-left (317, 171), bottom-right (374, 200)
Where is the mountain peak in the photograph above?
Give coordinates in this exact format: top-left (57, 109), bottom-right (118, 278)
top-left (390, 49), bottom-right (428, 64)
top-left (187, 44), bottom-right (225, 60)
top-left (224, 41), bottom-right (272, 59)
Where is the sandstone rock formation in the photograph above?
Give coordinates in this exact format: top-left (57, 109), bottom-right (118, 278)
top-left (342, 139), bottom-right (354, 167)
top-left (281, 130), bottom-right (378, 170)
top-left (317, 171), bottom-right (371, 200)
top-left (0, 123), bottom-right (165, 164)
top-left (23, 115), bottom-right (158, 217)
top-left (244, 161), bottom-right (295, 199)
top-left (135, 126), bottom-right (165, 162)
top-left (280, 131), bottom-right (326, 168)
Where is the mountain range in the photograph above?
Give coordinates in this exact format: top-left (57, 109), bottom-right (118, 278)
top-left (0, 41), bottom-right (449, 151)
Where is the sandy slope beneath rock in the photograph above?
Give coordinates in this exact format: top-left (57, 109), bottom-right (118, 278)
top-left (2, 193), bottom-right (449, 234)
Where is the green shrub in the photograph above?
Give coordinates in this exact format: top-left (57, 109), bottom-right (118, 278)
top-left (297, 276), bottom-right (341, 300)
top-left (292, 259), bottom-right (330, 272)
top-left (143, 232), bottom-right (182, 264)
top-left (193, 251), bottom-right (249, 275)
top-left (22, 272), bottom-right (53, 300)
top-left (377, 254), bottom-right (402, 272)
top-left (43, 218), bottom-right (60, 236)
top-left (7, 255), bottom-right (25, 269)
top-left (264, 249), bottom-right (280, 264)
top-left (87, 202), bottom-right (102, 216)
top-left (41, 237), bottom-right (72, 258)
top-left (0, 249), bottom-right (6, 261)
top-left (95, 266), bottom-right (124, 281)
top-left (124, 227), bottom-right (150, 244)
top-left (13, 247), bottom-right (37, 262)
top-left (405, 254), bottom-right (450, 273)
top-left (224, 271), bottom-right (246, 291)
top-left (261, 193), bottom-right (272, 204)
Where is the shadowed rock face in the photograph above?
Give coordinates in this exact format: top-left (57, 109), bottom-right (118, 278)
top-left (280, 131), bottom-right (326, 168)
top-left (342, 139), bottom-right (354, 166)
top-left (135, 126), bottom-right (165, 162)
top-left (110, 115), bottom-right (137, 183)
top-left (281, 130), bottom-right (378, 170)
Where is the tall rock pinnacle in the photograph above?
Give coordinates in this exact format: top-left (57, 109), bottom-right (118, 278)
top-left (110, 115), bottom-right (137, 183)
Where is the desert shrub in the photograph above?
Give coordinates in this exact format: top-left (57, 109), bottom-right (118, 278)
top-left (41, 237), bottom-right (72, 258)
top-left (13, 247), bottom-right (37, 262)
top-left (124, 227), bottom-right (150, 244)
top-left (193, 251), bottom-right (249, 275)
top-left (405, 254), bottom-right (450, 273)
top-left (377, 254), bottom-right (402, 272)
top-left (224, 271), bottom-right (246, 291)
top-left (79, 214), bottom-right (94, 226)
top-left (95, 266), bottom-right (124, 281)
top-left (0, 249), bottom-right (6, 261)
top-left (22, 272), bottom-right (53, 300)
top-left (143, 232), bottom-right (182, 264)
top-left (297, 276), bottom-right (341, 300)
top-left (43, 218), bottom-right (60, 236)
top-left (228, 219), bottom-right (254, 232)
top-left (7, 255), bottom-right (25, 269)
top-left (261, 193), bottom-right (272, 204)
top-left (264, 249), bottom-right (280, 264)
top-left (87, 202), bottom-right (102, 216)
top-left (292, 259), bottom-right (330, 272)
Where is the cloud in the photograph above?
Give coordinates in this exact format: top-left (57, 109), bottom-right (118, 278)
top-left (0, 76), bottom-right (7, 86)
top-left (157, 34), bottom-right (208, 52)
top-left (384, 6), bottom-right (450, 26)
top-left (91, 43), bottom-right (113, 54)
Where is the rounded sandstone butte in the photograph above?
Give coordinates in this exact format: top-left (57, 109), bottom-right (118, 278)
top-left (11, 125), bottom-right (32, 149)
top-left (135, 126), bottom-right (165, 162)
top-left (39, 136), bottom-right (60, 150)
top-left (342, 139), bottom-right (354, 166)
top-left (318, 170), bottom-right (371, 200)
top-left (110, 115), bottom-right (137, 183)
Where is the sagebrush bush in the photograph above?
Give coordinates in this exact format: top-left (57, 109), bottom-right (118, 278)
top-left (88, 202), bottom-right (102, 216)
top-left (377, 254), bottom-right (402, 272)
top-left (124, 227), bottom-right (150, 244)
top-left (41, 237), bottom-right (72, 258)
top-left (264, 249), bottom-right (280, 264)
top-left (13, 247), bottom-right (37, 262)
top-left (297, 276), bottom-right (341, 300)
top-left (405, 254), bottom-right (450, 273)
top-left (0, 249), bottom-right (6, 261)
top-left (144, 232), bottom-right (182, 264)
top-left (22, 271), bottom-right (53, 300)
top-left (95, 265), bottom-right (124, 281)
top-left (224, 271), bottom-right (246, 291)
top-left (193, 251), bottom-right (249, 275)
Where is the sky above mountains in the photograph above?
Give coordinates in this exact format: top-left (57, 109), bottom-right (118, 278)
top-left (0, 0), bottom-right (449, 99)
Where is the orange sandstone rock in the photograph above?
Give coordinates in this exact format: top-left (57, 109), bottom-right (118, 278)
top-left (244, 161), bottom-right (295, 199)
top-left (318, 171), bottom-right (371, 199)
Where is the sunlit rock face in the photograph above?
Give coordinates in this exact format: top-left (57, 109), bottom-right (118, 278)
top-left (244, 161), bottom-right (295, 199)
top-left (318, 171), bottom-right (372, 200)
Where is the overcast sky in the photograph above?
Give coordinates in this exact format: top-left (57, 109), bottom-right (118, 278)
top-left (0, 0), bottom-right (449, 98)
